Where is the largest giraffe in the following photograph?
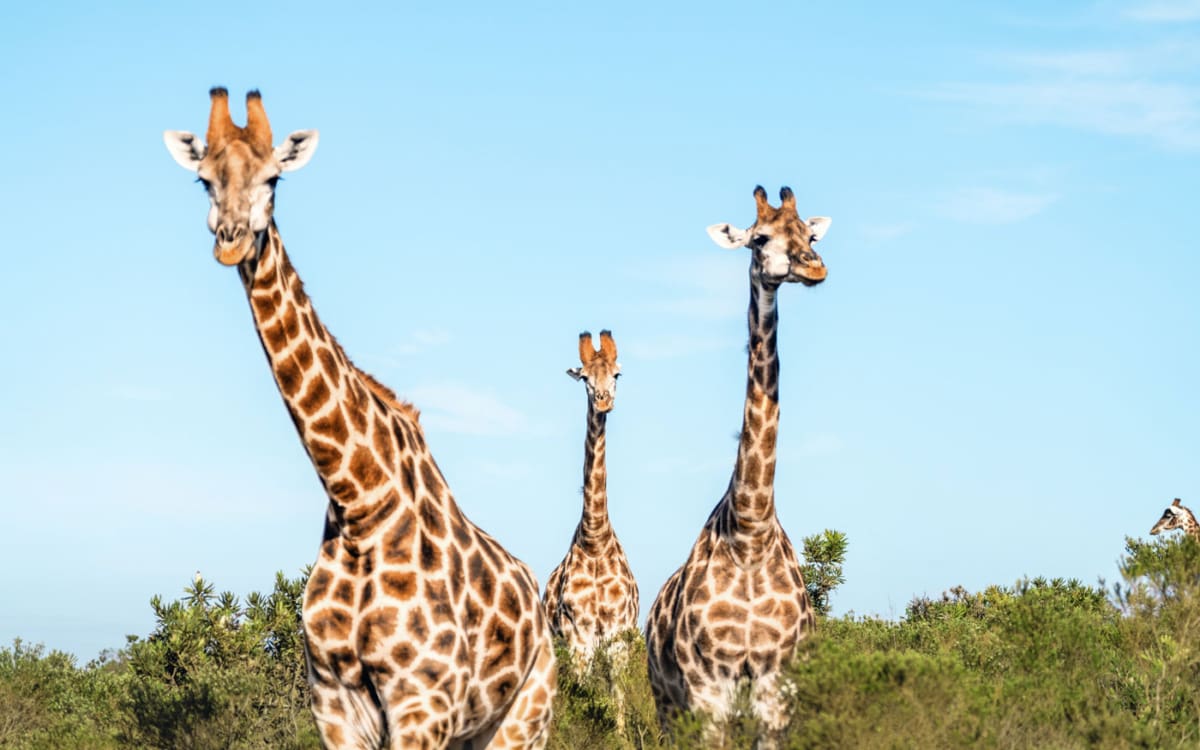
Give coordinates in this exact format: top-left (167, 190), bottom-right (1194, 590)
top-left (645, 186), bottom-right (831, 740)
top-left (164, 88), bottom-right (555, 749)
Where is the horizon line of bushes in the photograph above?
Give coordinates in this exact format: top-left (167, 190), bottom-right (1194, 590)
top-left (5, 531), bottom-right (1200, 748)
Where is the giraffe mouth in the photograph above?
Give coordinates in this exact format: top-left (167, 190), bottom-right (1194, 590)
top-left (794, 269), bottom-right (827, 287)
top-left (213, 237), bottom-right (257, 266)
top-left (789, 260), bottom-right (827, 286)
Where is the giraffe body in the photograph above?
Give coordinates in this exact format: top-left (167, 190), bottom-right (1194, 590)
top-left (645, 186), bottom-right (831, 736)
top-left (1150, 498), bottom-right (1200, 540)
top-left (165, 89), bottom-right (554, 749)
top-left (542, 331), bottom-right (639, 663)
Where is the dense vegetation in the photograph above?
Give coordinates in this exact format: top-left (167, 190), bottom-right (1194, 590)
top-left (5, 531), bottom-right (1200, 749)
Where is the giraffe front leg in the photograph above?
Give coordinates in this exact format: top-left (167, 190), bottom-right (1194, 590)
top-left (602, 636), bottom-right (631, 735)
top-left (750, 671), bottom-right (790, 749)
top-left (308, 670), bottom-right (386, 749)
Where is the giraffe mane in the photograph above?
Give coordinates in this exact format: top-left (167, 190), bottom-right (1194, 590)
top-left (357, 367), bottom-right (422, 424)
top-left (277, 245), bottom-right (422, 427)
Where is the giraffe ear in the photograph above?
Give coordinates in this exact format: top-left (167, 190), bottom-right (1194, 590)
top-left (274, 130), bottom-right (319, 172)
top-left (807, 216), bottom-right (832, 242)
top-left (707, 223), bottom-right (751, 249)
top-left (566, 368), bottom-right (584, 381)
top-left (164, 130), bottom-right (206, 170)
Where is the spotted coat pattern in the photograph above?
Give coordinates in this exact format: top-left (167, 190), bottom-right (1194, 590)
top-left (168, 89), bottom-right (556, 749)
top-left (645, 187), bottom-right (827, 737)
top-left (542, 332), bottom-right (638, 663)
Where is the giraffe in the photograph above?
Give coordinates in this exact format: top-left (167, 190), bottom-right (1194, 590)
top-left (644, 186), bottom-right (831, 740)
top-left (542, 331), bottom-right (639, 665)
top-left (164, 88), bottom-right (555, 749)
top-left (1150, 498), bottom-right (1200, 540)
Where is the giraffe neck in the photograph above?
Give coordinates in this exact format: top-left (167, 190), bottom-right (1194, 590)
top-left (721, 269), bottom-right (783, 549)
top-left (237, 223), bottom-right (425, 537)
top-left (574, 400), bottom-right (613, 552)
top-left (1185, 510), bottom-right (1200, 541)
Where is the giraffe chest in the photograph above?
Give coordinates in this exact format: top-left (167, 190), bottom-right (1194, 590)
top-left (553, 548), bottom-right (637, 631)
top-left (302, 522), bottom-right (545, 732)
top-left (673, 534), bottom-right (813, 674)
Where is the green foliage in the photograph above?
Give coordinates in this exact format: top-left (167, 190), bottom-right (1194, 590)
top-left (1113, 534), bottom-right (1200, 743)
top-left (0, 571), bottom-right (317, 750)
top-left (783, 577), bottom-right (1143, 749)
top-left (799, 529), bottom-right (847, 618)
top-left (8, 530), bottom-right (1200, 748)
top-left (549, 631), bottom-right (665, 750)
top-left (0, 639), bottom-right (125, 749)
top-left (121, 571), bottom-right (318, 749)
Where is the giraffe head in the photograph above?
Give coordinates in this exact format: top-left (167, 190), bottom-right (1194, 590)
top-left (1151, 498), bottom-right (1196, 536)
top-left (706, 186), bottom-right (831, 286)
top-left (567, 331), bottom-right (620, 413)
top-left (163, 88), bottom-right (319, 266)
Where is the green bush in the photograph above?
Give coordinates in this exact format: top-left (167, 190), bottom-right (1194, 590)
top-left (120, 571), bottom-right (318, 749)
top-left (0, 639), bottom-right (125, 749)
top-left (783, 578), bottom-right (1143, 749)
top-left (799, 530), bottom-right (848, 618)
top-left (8, 530), bottom-right (1200, 748)
top-left (549, 630), bottom-right (665, 750)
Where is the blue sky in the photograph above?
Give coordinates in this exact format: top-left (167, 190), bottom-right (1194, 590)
top-left (1, 1), bottom-right (1197, 659)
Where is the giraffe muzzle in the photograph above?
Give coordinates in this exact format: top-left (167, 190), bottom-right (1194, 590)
top-left (793, 263), bottom-right (828, 286)
top-left (213, 238), bottom-right (256, 266)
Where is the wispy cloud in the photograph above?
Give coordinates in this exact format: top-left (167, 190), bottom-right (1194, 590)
top-left (936, 187), bottom-right (1059, 224)
top-left (108, 385), bottom-right (169, 402)
top-left (929, 79), bottom-right (1200, 150)
top-left (406, 383), bottom-right (545, 437)
top-left (923, 32), bottom-right (1200, 150)
top-left (623, 334), bottom-right (740, 361)
top-left (393, 328), bottom-right (451, 356)
top-left (625, 254), bottom-right (746, 321)
top-left (860, 222), bottom-right (918, 242)
top-left (1124, 0), bottom-right (1200, 22)
top-left (473, 460), bottom-right (534, 481)
top-left (365, 328), bottom-right (452, 370)
top-left (11, 461), bottom-right (307, 521)
top-left (793, 433), bottom-right (845, 459)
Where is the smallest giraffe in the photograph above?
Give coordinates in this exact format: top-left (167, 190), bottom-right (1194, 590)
top-left (542, 331), bottom-right (639, 664)
top-left (1150, 498), bottom-right (1200, 540)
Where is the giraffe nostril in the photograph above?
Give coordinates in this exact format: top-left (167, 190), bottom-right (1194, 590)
top-left (217, 225), bottom-right (246, 245)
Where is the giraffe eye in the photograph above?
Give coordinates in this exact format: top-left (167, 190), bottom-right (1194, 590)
top-left (752, 235), bottom-right (770, 246)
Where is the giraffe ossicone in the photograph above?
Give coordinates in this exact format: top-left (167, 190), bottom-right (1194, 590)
top-left (645, 185), bottom-right (831, 741)
top-left (164, 88), bottom-right (556, 749)
top-left (543, 330), bottom-right (639, 664)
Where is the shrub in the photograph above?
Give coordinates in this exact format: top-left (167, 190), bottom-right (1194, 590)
top-left (0, 639), bottom-right (125, 749)
top-left (799, 530), bottom-right (848, 618)
top-left (119, 571), bottom-right (318, 750)
top-left (9, 529), bottom-right (1200, 748)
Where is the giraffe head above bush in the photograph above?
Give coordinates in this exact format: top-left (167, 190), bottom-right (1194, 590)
top-left (568, 331), bottom-right (620, 414)
top-left (1151, 498), bottom-right (1199, 538)
top-left (706, 185), bottom-right (831, 287)
top-left (163, 88), bottom-right (319, 266)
